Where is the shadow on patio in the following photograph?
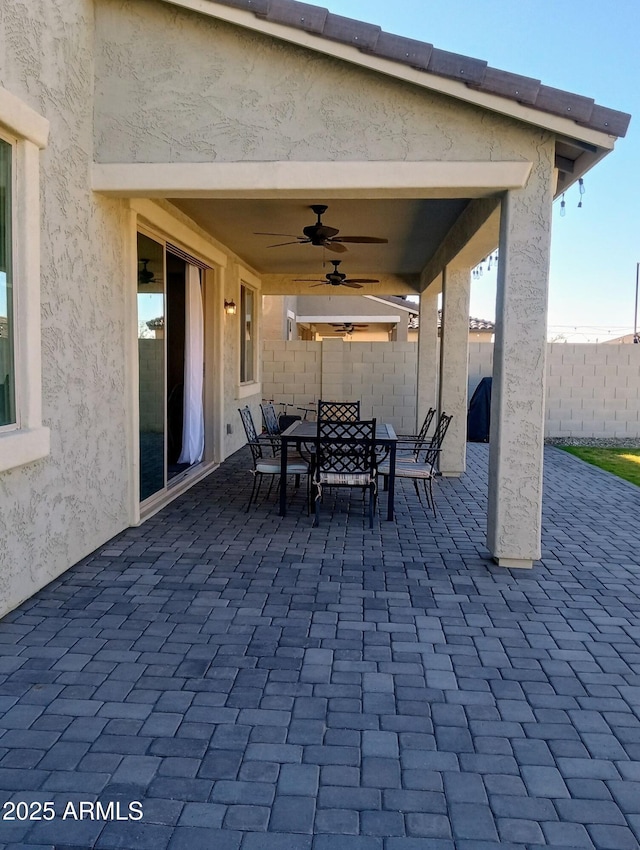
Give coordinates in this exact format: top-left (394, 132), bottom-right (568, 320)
top-left (1, 444), bottom-right (639, 849)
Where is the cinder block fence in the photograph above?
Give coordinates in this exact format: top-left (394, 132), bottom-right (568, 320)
top-left (262, 340), bottom-right (640, 439)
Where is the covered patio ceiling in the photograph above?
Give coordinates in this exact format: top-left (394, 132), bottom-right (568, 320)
top-left (169, 197), bottom-right (469, 280)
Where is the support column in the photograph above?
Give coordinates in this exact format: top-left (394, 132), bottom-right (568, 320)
top-left (438, 264), bottom-right (471, 476)
top-left (487, 176), bottom-right (553, 568)
top-left (416, 282), bottom-right (439, 433)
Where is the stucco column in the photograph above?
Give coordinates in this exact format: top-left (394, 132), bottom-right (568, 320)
top-left (487, 174), bottom-right (553, 568)
top-left (391, 317), bottom-right (408, 342)
top-left (438, 264), bottom-right (471, 475)
top-left (416, 282), bottom-right (439, 433)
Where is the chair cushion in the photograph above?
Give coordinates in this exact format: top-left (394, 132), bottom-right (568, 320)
top-left (378, 459), bottom-right (432, 479)
top-left (318, 472), bottom-right (372, 487)
top-left (256, 460), bottom-right (308, 474)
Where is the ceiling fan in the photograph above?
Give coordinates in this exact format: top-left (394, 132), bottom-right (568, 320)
top-left (138, 259), bottom-right (161, 285)
top-left (295, 260), bottom-right (379, 290)
top-left (331, 322), bottom-right (369, 334)
top-left (255, 204), bottom-right (388, 253)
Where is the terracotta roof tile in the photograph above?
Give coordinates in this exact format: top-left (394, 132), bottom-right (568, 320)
top-left (212, 0), bottom-right (630, 138)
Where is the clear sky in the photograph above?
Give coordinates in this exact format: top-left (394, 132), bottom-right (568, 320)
top-left (326, 0), bottom-right (639, 342)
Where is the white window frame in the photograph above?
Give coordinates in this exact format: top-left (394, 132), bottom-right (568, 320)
top-left (0, 87), bottom-right (50, 472)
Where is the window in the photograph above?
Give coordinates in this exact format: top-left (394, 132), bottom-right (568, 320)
top-left (0, 86), bottom-right (50, 472)
top-left (240, 283), bottom-right (255, 383)
top-left (0, 138), bottom-right (14, 427)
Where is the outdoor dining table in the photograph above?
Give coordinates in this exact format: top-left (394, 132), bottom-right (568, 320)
top-left (279, 419), bottom-right (398, 521)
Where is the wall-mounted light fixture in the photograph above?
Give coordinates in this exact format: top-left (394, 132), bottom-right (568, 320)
top-left (224, 300), bottom-right (237, 315)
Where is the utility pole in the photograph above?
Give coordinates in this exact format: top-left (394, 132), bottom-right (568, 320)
top-left (635, 262), bottom-right (639, 343)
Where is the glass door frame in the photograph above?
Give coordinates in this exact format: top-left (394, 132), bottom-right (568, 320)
top-left (131, 206), bottom-right (225, 524)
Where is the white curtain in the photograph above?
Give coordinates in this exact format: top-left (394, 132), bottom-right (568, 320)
top-left (178, 265), bottom-right (204, 464)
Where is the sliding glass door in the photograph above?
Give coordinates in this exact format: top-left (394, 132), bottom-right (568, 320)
top-left (137, 232), bottom-right (205, 504)
top-left (137, 233), bottom-right (165, 501)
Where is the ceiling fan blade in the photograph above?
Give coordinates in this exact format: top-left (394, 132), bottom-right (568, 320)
top-left (309, 283), bottom-right (327, 288)
top-left (341, 282), bottom-right (363, 289)
top-left (324, 241), bottom-right (348, 254)
top-left (254, 232), bottom-right (301, 238)
top-left (332, 236), bottom-right (388, 244)
top-left (344, 278), bottom-right (379, 284)
top-left (293, 278), bottom-right (325, 282)
top-left (267, 241), bottom-right (305, 248)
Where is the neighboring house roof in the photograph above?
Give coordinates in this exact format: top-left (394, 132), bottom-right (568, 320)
top-left (211, 0), bottom-right (630, 138)
top-left (361, 296), bottom-right (494, 331)
top-left (405, 310), bottom-right (495, 332)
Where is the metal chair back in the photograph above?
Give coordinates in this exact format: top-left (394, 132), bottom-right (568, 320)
top-left (313, 418), bottom-right (377, 527)
top-left (418, 412), bottom-right (453, 467)
top-left (317, 400), bottom-right (361, 423)
top-left (238, 405), bottom-right (264, 464)
top-left (260, 402), bottom-right (281, 437)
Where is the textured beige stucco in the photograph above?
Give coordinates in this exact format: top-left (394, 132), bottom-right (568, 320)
top-left (0, 0), bottom-right (132, 613)
top-left (439, 265), bottom-right (471, 475)
top-left (94, 0), bottom-right (543, 167)
top-left (487, 146), bottom-right (555, 566)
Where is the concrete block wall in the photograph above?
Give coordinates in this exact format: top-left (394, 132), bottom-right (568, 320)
top-left (468, 341), bottom-right (494, 398)
top-left (262, 340), bottom-right (322, 410)
top-left (545, 343), bottom-right (640, 438)
top-left (262, 340), bottom-right (640, 439)
top-left (262, 340), bottom-right (417, 432)
top-left (343, 342), bottom-right (417, 433)
top-left (138, 339), bottom-right (164, 432)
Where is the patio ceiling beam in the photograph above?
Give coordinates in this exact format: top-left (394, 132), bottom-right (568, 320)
top-left (420, 198), bottom-right (501, 292)
top-left (296, 315), bottom-right (402, 324)
top-left (91, 161), bottom-right (532, 199)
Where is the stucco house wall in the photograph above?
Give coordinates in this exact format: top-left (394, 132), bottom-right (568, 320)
top-left (94, 0), bottom-right (550, 169)
top-left (0, 0), bottom-right (133, 615)
top-left (0, 0), bottom-right (265, 616)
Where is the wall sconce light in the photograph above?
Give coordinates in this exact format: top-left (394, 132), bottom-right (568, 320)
top-left (224, 300), bottom-right (237, 315)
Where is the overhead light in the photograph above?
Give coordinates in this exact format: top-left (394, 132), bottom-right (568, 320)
top-left (224, 300), bottom-right (237, 315)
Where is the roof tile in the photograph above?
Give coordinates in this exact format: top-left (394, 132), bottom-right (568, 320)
top-left (322, 13), bottom-right (381, 51)
top-left (579, 104), bottom-right (631, 137)
top-left (473, 67), bottom-right (540, 106)
top-left (264, 0), bottom-right (328, 33)
top-left (369, 31), bottom-right (433, 71)
top-left (427, 48), bottom-right (487, 85)
top-left (534, 85), bottom-right (595, 123)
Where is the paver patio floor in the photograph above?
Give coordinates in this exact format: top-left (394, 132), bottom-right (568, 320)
top-left (0, 444), bottom-right (639, 849)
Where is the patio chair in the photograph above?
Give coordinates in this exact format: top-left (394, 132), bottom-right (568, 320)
top-left (386, 406), bottom-right (437, 466)
top-left (313, 418), bottom-right (377, 528)
top-left (238, 406), bottom-right (309, 512)
top-left (400, 407), bottom-right (436, 451)
top-left (378, 412), bottom-right (453, 515)
top-left (317, 400), bottom-right (361, 422)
